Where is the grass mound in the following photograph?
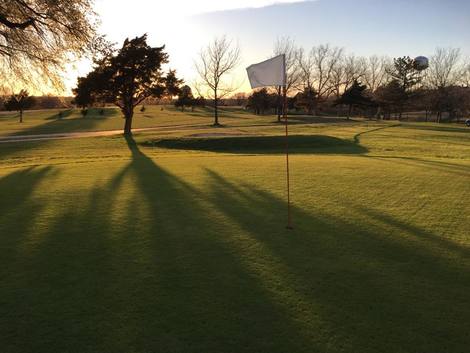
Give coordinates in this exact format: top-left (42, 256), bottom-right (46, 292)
top-left (147, 135), bottom-right (368, 154)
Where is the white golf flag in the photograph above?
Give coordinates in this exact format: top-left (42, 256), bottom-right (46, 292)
top-left (246, 55), bottom-right (286, 89)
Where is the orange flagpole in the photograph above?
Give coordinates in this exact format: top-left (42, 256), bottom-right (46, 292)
top-left (282, 63), bottom-right (293, 230)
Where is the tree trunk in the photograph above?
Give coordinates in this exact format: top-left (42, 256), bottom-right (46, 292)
top-left (450, 110), bottom-right (456, 122)
top-left (277, 86), bottom-right (282, 122)
top-left (347, 104), bottom-right (352, 120)
top-left (214, 92), bottom-right (219, 126)
top-left (19, 109), bottom-right (23, 123)
top-left (375, 106), bottom-right (382, 120)
top-left (123, 108), bottom-right (134, 135)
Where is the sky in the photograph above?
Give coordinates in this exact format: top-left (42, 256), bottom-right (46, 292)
top-left (64, 0), bottom-right (470, 94)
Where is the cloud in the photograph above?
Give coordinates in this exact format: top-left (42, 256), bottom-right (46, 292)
top-left (96, 0), bottom-right (310, 18)
top-left (181, 0), bottom-right (310, 15)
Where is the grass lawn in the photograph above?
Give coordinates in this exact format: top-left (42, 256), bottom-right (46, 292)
top-left (0, 108), bottom-right (469, 353)
top-left (0, 106), bottom-right (277, 137)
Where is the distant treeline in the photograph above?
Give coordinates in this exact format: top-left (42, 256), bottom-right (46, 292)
top-left (173, 42), bottom-right (470, 123)
top-left (235, 43), bottom-right (470, 123)
top-left (3, 43), bottom-right (470, 125)
top-left (237, 85), bottom-right (470, 123)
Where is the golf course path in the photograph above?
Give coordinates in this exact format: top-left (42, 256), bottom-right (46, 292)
top-left (0, 123), bottom-right (264, 143)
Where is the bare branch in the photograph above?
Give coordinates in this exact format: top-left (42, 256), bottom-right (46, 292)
top-left (426, 47), bottom-right (461, 89)
top-left (0, 14), bottom-right (34, 29)
top-left (194, 36), bottom-right (241, 124)
top-left (273, 37), bottom-right (302, 93)
top-left (0, 0), bottom-right (97, 91)
top-left (298, 44), bottom-right (344, 99)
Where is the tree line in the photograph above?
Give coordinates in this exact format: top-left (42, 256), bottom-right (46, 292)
top-left (245, 39), bottom-right (470, 123)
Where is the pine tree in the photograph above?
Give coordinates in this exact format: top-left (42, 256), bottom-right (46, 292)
top-left (175, 85), bottom-right (195, 112)
top-left (335, 80), bottom-right (373, 119)
top-left (73, 35), bottom-right (182, 135)
top-left (386, 56), bottom-right (421, 119)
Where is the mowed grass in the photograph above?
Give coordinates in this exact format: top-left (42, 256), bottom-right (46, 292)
top-left (0, 106), bottom-right (277, 137)
top-left (0, 109), bottom-right (469, 353)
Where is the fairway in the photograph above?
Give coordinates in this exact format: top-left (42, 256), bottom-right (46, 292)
top-left (1, 109), bottom-right (469, 353)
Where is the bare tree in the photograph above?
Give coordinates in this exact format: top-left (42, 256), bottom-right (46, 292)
top-left (343, 55), bottom-right (367, 90)
top-left (330, 54), bottom-right (366, 98)
top-left (297, 48), bottom-right (313, 90)
top-left (0, 0), bottom-right (98, 90)
top-left (273, 37), bottom-right (301, 120)
top-left (298, 44), bottom-right (344, 103)
top-left (330, 57), bottom-right (346, 99)
top-left (328, 55), bottom-right (369, 116)
top-left (328, 53), bottom-right (370, 102)
top-left (459, 58), bottom-right (470, 88)
top-left (363, 55), bottom-right (390, 92)
top-left (273, 37), bottom-right (302, 92)
top-left (195, 36), bottom-right (241, 126)
top-left (426, 47), bottom-right (461, 89)
top-left (425, 48), bottom-right (462, 122)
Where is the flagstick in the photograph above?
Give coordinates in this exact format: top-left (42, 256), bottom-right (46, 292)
top-left (283, 85), bottom-right (293, 230)
top-left (246, 54), bottom-right (292, 229)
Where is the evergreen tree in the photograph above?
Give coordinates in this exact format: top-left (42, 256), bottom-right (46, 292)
top-left (335, 80), bottom-right (373, 119)
top-left (72, 74), bottom-right (97, 114)
top-left (175, 85), bottom-right (195, 112)
top-left (295, 87), bottom-right (318, 116)
top-left (195, 96), bottom-right (206, 109)
top-left (74, 35), bottom-right (182, 135)
top-left (386, 56), bottom-right (421, 119)
top-left (247, 89), bottom-right (276, 115)
top-left (374, 80), bottom-right (407, 120)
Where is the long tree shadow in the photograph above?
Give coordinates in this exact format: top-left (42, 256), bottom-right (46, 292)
top-left (364, 155), bottom-right (470, 177)
top-left (3, 144), bottom-right (469, 353)
top-left (202, 168), bottom-right (470, 353)
top-left (352, 203), bottom-right (470, 259)
top-left (0, 166), bottom-right (55, 262)
top-left (113, 136), bottom-right (324, 351)
top-left (0, 166), bottom-right (57, 350)
top-left (45, 109), bottom-right (74, 120)
top-left (0, 138), bottom-right (326, 353)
